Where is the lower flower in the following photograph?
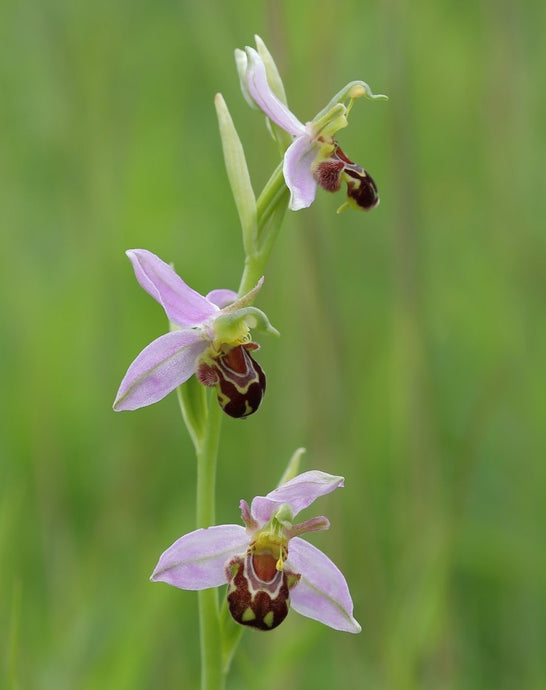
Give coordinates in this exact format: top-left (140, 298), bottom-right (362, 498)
top-left (151, 470), bottom-right (361, 633)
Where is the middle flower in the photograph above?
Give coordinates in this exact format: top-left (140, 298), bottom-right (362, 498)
top-left (113, 249), bottom-right (277, 418)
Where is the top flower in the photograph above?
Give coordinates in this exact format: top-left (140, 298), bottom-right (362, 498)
top-left (151, 469), bottom-right (361, 633)
top-left (113, 249), bottom-right (277, 418)
top-left (236, 38), bottom-right (387, 212)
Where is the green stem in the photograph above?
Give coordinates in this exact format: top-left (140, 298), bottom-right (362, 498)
top-left (198, 588), bottom-right (223, 690)
top-left (219, 598), bottom-right (245, 675)
top-left (181, 136), bottom-right (289, 690)
top-left (195, 396), bottom-right (224, 690)
top-left (195, 396), bottom-right (222, 527)
top-left (255, 161), bottom-right (285, 244)
top-left (176, 376), bottom-right (207, 450)
top-left (238, 163), bottom-right (289, 296)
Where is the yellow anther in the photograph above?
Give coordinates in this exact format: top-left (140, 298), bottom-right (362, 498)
top-left (275, 545), bottom-right (288, 571)
top-left (345, 85), bottom-right (366, 118)
top-left (348, 84), bottom-right (366, 100)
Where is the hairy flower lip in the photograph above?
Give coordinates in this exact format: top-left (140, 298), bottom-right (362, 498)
top-left (151, 470), bottom-right (361, 633)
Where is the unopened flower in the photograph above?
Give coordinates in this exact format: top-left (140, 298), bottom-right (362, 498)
top-left (113, 249), bottom-right (277, 418)
top-left (151, 470), bottom-right (361, 633)
top-left (236, 41), bottom-right (387, 212)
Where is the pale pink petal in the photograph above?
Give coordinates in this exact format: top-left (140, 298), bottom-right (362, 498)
top-left (245, 48), bottom-right (305, 137)
top-left (239, 499), bottom-right (259, 533)
top-left (127, 249), bottom-right (217, 327)
top-left (286, 516), bottom-right (330, 539)
top-left (287, 537), bottom-right (361, 633)
top-left (283, 136), bottom-right (318, 210)
top-left (151, 525), bottom-right (248, 590)
top-left (251, 471), bottom-right (344, 523)
top-left (113, 330), bottom-right (206, 411)
top-left (206, 288), bottom-right (238, 309)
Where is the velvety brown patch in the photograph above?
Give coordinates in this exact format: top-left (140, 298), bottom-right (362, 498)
top-left (313, 159), bottom-right (344, 192)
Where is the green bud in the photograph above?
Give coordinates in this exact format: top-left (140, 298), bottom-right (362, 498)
top-left (214, 93), bottom-right (257, 255)
top-left (277, 447), bottom-right (306, 487)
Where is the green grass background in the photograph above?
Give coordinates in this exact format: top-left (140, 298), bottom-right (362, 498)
top-left (2, 0), bottom-right (545, 688)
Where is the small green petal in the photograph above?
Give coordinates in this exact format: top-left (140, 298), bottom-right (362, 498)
top-left (311, 102), bottom-right (349, 139)
top-left (214, 307), bottom-right (279, 343)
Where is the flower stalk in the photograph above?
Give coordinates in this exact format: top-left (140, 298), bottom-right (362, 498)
top-left (195, 395), bottom-right (224, 690)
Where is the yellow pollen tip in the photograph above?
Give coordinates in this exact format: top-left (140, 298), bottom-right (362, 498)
top-left (275, 544), bottom-right (288, 571)
top-left (348, 84), bottom-right (366, 100)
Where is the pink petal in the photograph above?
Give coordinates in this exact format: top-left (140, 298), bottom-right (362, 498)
top-left (245, 48), bottom-right (305, 137)
top-left (113, 330), bottom-right (206, 411)
top-left (283, 136), bottom-right (318, 210)
top-left (251, 471), bottom-right (344, 523)
top-left (127, 249), bottom-right (217, 327)
top-left (206, 288), bottom-right (238, 309)
top-left (287, 537), bottom-right (361, 633)
top-left (150, 525), bottom-right (248, 590)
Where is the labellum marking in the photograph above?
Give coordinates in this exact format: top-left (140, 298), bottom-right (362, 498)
top-left (196, 343), bottom-right (266, 418)
top-left (226, 551), bottom-right (300, 631)
top-left (344, 167), bottom-right (379, 210)
top-left (216, 344), bottom-right (266, 418)
top-left (313, 142), bottom-right (379, 210)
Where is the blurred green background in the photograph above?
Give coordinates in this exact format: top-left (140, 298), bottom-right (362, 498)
top-left (2, 0), bottom-right (545, 688)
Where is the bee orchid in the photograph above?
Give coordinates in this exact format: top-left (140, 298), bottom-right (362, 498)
top-left (113, 249), bottom-right (276, 418)
top-left (151, 470), bottom-right (361, 633)
top-left (236, 39), bottom-right (387, 213)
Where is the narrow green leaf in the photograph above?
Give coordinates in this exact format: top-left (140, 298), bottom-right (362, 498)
top-left (214, 93), bottom-right (258, 255)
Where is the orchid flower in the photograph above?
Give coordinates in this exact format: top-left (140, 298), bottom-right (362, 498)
top-left (113, 249), bottom-right (277, 418)
top-left (151, 470), bottom-right (361, 633)
top-left (236, 39), bottom-right (387, 212)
